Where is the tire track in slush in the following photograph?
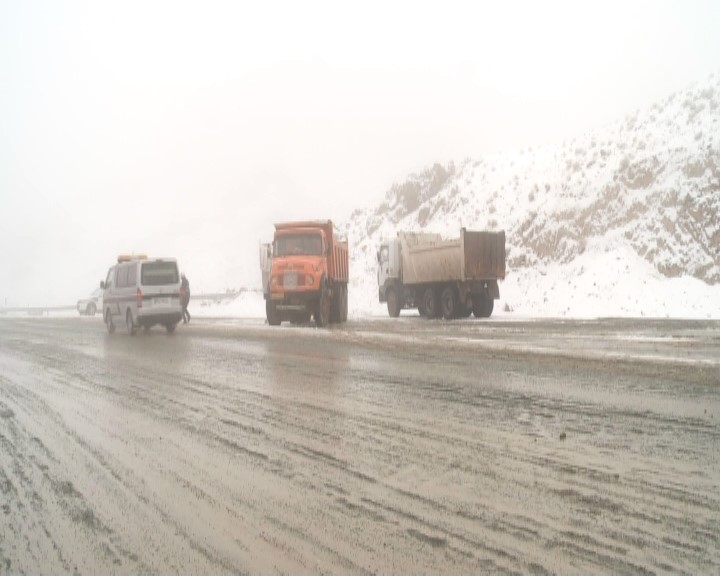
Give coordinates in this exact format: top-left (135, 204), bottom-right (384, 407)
top-left (87, 330), bottom-right (720, 572)
top-left (149, 336), bottom-right (716, 572)
top-left (0, 367), bottom-right (163, 575)
top-left (0, 317), bottom-right (718, 574)
top-left (0, 346), bottom-right (255, 574)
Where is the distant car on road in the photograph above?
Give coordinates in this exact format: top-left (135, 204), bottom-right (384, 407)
top-left (77, 288), bottom-right (103, 316)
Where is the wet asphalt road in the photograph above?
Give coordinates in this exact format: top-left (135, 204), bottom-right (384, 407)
top-left (0, 315), bottom-right (719, 574)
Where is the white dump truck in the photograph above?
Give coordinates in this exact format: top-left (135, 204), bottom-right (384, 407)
top-left (377, 229), bottom-right (506, 319)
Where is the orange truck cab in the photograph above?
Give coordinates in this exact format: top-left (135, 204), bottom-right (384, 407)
top-left (265, 220), bottom-right (349, 327)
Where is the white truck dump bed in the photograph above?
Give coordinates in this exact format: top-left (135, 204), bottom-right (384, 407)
top-left (399, 229), bottom-right (506, 285)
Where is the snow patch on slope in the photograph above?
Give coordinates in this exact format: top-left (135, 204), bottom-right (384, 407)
top-left (503, 235), bottom-right (719, 319)
top-left (345, 74), bottom-right (720, 319)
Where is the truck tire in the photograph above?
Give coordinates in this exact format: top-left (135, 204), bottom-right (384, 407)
top-left (440, 287), bottom-right (459, 320)
top-left (455, 294), bottom-right (471, 318)
top-left (330, 287), bottom-right (342, 323)
top-left (422, 287), bottom-right (439, 319)
top-left (483, 297), bottom-right (494, 318)
top-left (266, 300), bottom-right (281, 326)
top-left (472, 293), bottom-right (494, 318)
top-left (314, 299), bottom-right (330, 327)
top-left (386, 287), bottom-right (401, 318)
top-left (472, 294), bottom-right (484, 318)
top-left (314, 281), bottom-right (331, 327)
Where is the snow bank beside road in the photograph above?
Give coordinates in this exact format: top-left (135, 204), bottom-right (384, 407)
top-left (11, 248), bottom-right (719, 321)
top-left (501, 238), bottom-right (720, 320)
top-left (190, 291), bottom-right (266, 319)
top-left (188, 246), bottom-right (720, 321)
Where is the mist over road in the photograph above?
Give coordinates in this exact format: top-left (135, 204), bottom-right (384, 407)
top-left (1, 316), bottom-right (718, 574)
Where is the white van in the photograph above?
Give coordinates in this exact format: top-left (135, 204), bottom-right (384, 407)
top-left (101, 255), bottom-right (184, 335)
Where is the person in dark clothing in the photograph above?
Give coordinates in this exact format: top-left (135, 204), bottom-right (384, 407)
top-left (181, 273), bottom-right (191, 324)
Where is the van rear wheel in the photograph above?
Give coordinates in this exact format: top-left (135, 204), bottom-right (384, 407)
top-left (126, 310), bottom-right (136, 336)
top-left (166, 323), bottom-right (177, 333)
top-left (105, 309), bottom-right (115, 334)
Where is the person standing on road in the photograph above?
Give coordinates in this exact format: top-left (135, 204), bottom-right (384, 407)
top-left (181, 273), bottom-right (191, 324)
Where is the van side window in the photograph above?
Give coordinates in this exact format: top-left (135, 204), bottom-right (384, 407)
top-left (127, 265), bottom-right (137, 286)
top-left (105, 268), bottom-right (114, 288)
top-left (117, 265), bottom-right (129, 288)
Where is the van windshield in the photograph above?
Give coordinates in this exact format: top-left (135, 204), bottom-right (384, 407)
top-left (275, 234), bottom-right (323, 257)
top-left (141, 261), bottom-right (179, 286)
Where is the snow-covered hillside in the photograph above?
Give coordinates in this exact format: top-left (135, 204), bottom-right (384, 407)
top-left (346, 74), bottom-right (720, 319)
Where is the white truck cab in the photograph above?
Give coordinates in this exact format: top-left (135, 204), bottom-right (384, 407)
top-left (377, 239), bottom-right (401, 297)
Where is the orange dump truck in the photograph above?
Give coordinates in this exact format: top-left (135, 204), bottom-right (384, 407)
top-left (265, 220), bottom-right (349, 327)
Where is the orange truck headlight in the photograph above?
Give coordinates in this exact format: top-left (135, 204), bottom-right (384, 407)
top-left (306, 275), bottom-right (315, 287)
top-left (270, 276), bottom-right (278, 288)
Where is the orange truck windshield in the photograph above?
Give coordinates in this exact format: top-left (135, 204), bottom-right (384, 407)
top-left (275, 234), bottom-right (323, 257)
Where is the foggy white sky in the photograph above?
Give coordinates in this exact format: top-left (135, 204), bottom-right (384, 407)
top-left (1, 0), bottom-right (719, 306)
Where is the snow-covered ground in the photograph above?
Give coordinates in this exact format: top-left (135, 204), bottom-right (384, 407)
top-left (186, 248), bottom-right (720, 322)
top-left (341, 73), bottom-right (720, 321)
top-left (190, 291), bottom-right (266, 319)
top-left (5, 266), bottom-right (718, 322)
top-left (499, 237), bottom-right (720, 319)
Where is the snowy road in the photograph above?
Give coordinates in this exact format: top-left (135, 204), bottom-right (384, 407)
top-left (1, 316), bottom-right (719, 574)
